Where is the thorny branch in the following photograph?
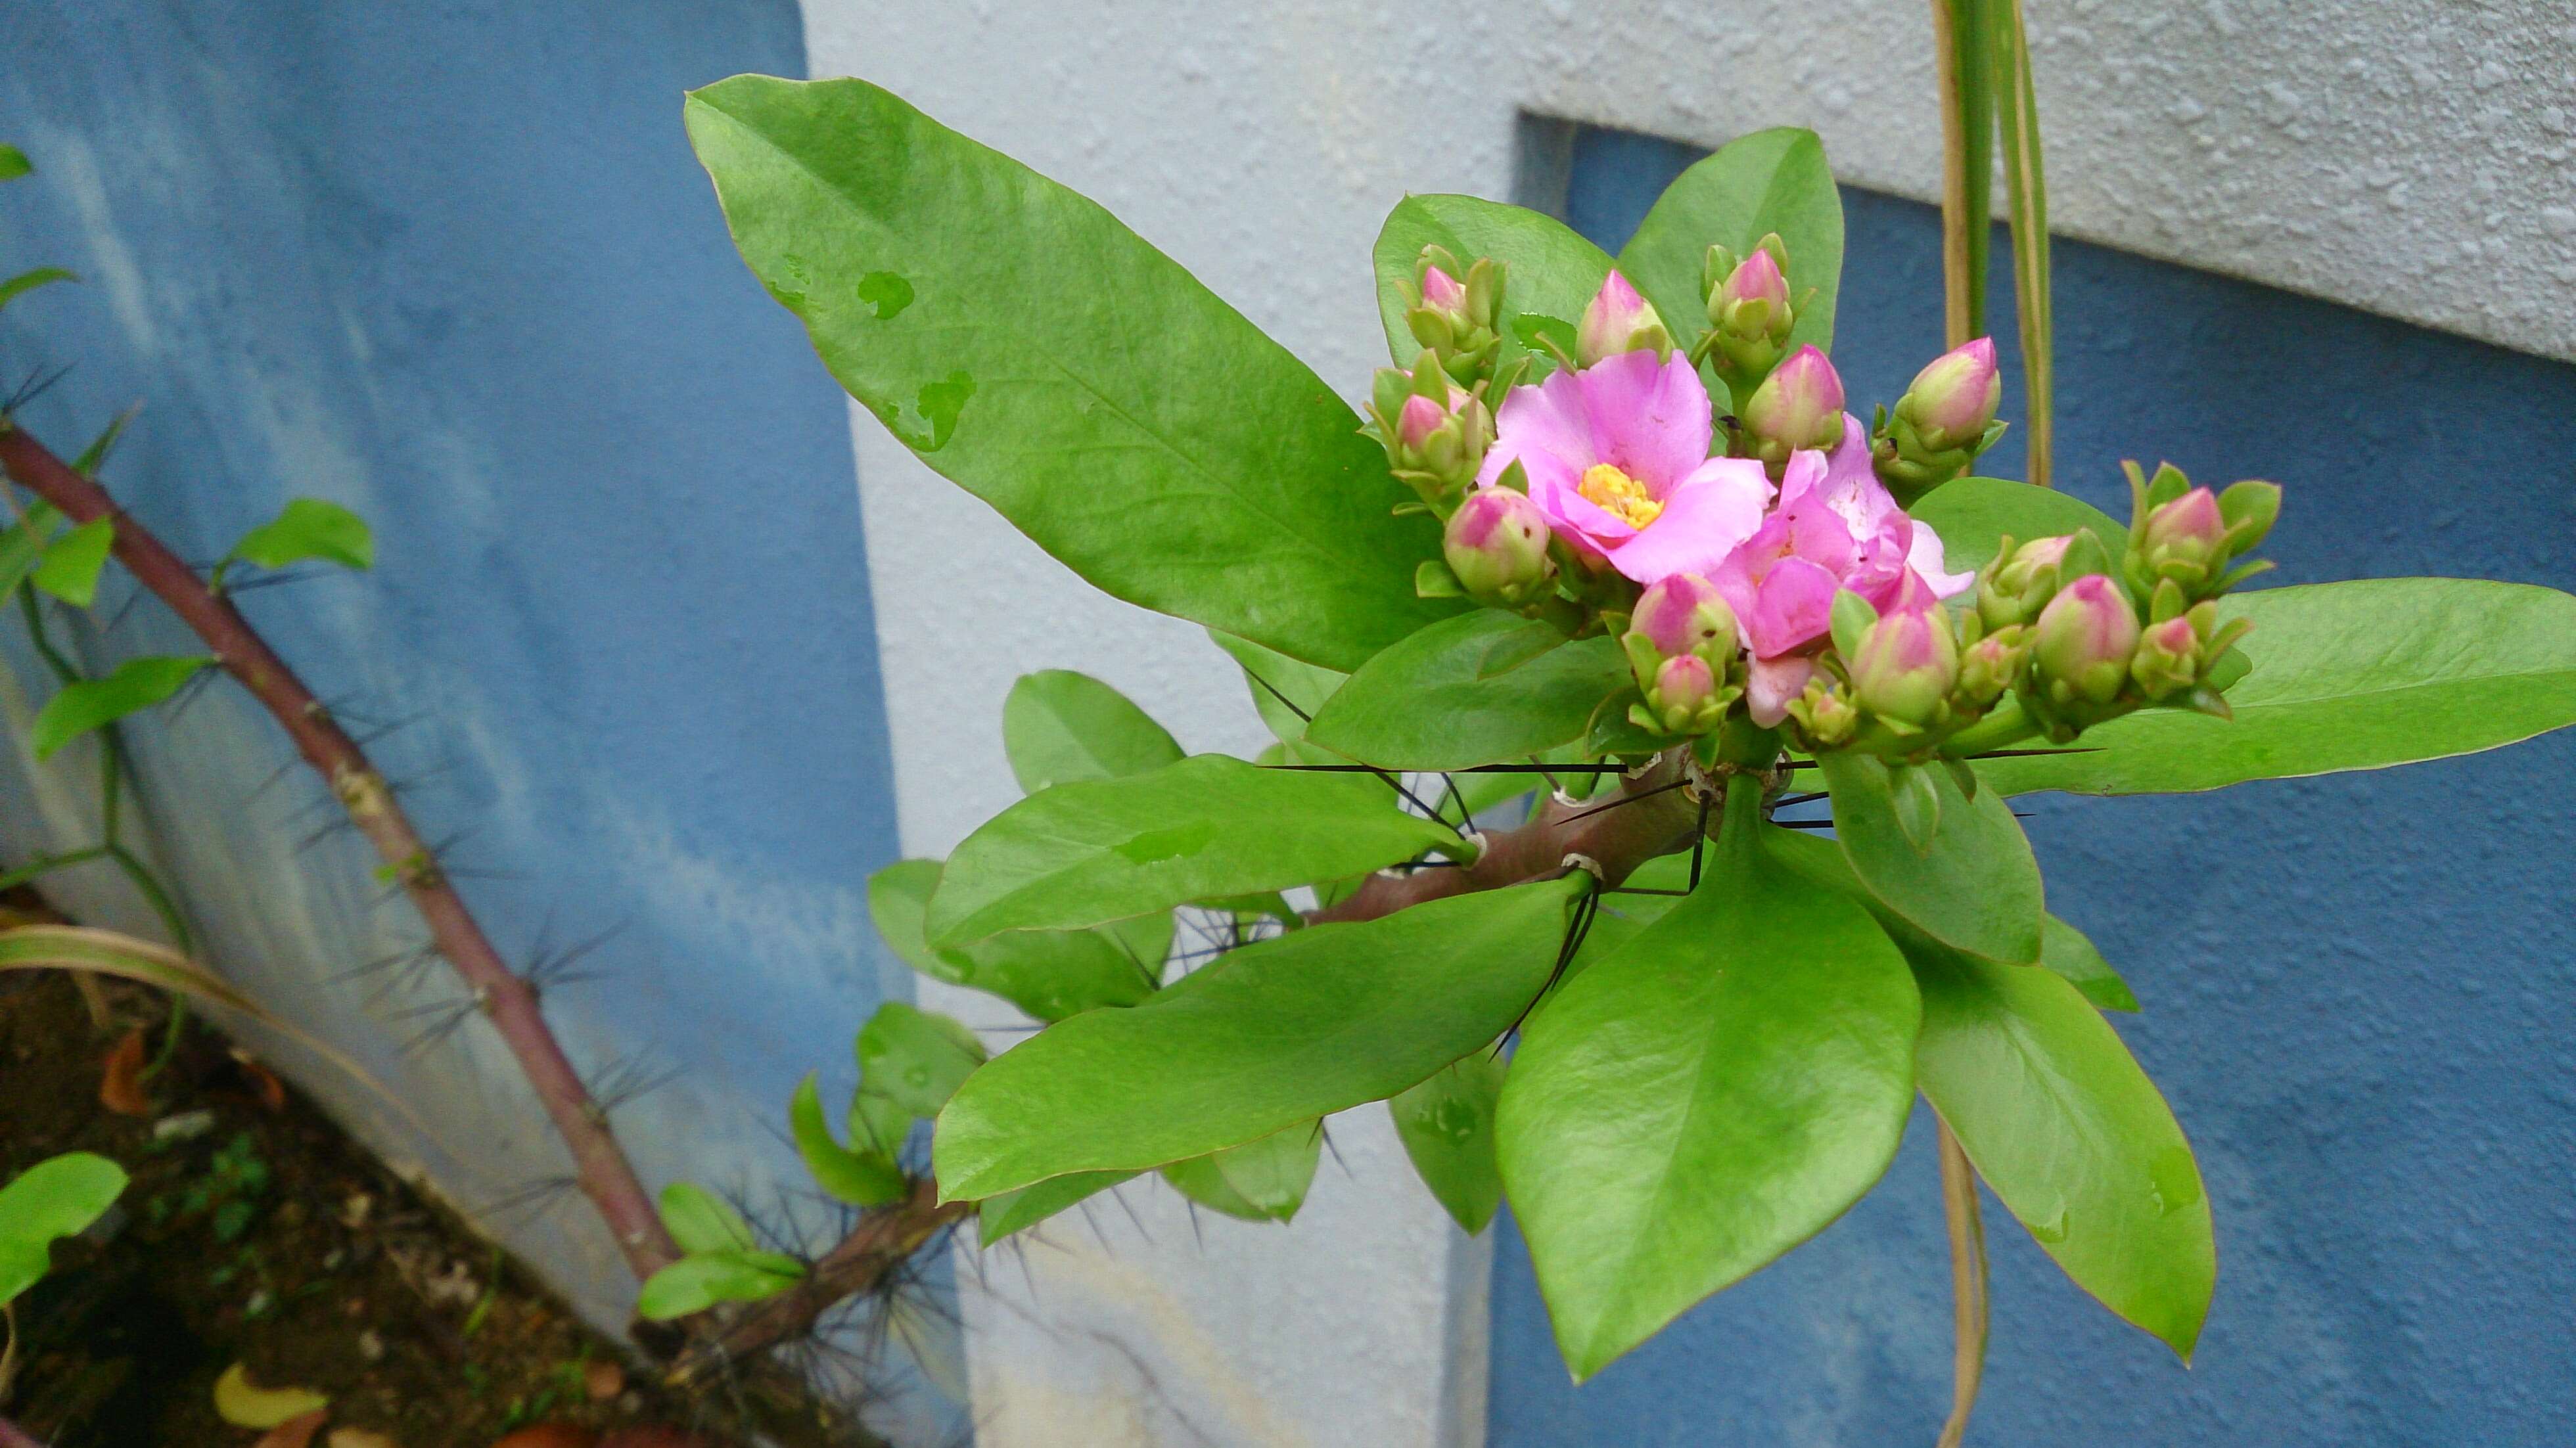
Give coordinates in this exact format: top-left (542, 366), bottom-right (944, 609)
top-left (0, 420), bottom-right (680, 1282)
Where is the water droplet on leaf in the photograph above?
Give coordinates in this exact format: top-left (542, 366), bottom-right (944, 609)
top-left (2149, 1146), bottom-right (2203, 1217)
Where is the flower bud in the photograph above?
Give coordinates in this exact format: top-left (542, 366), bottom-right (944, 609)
top-left (1872, 338), bottom-right (2003, 497)
top-left (1371, 354), bottom-right (1494, 502)
top-left (1739, 345), bottom-right (1846, 466)
top-left (1646, 654), bottom-right (1726, 735)
top-left (1443, 488), bottom-right (1557, 606)
top-left (2033, 575), bottom-right (2142, 707)
top-left (1419, 263), bottom-right (1467, 313)
top-left (1785, 678), bottom-right (1860, 748)
top-left (1576, 270), bottom-right (1673, 367)
top-left (1631, 572), bottom-right (1739, 667)
top-left (1976, 534), bottom-right (2071, 630)
top-left (2129, 616), bottom-right (2202, 698)
top-left (2133, 486), bottom-right (2228, 589)
top-left (1849, 607), bottom-right (1961, 729)
top-left (1404, 246), bottom-right (1505, 388)
top-left (1954, 625), bottom-right (2029, 709)
top-left (1700, 241), bottom-right (1795, 382)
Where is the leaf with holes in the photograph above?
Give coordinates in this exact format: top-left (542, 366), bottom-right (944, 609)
top-left (688, 76), bottom-right (1454, 669)
top-left (1391, 1053), bottom-right (1506, 1234)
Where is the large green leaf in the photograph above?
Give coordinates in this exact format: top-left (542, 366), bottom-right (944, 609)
top-left (1819, 751), bottom-right (2044, 966)
top-left (1373, 194), bottom-right (1613, 367)
top-left (1497, 784), bottom-right (1918, 1379)
top-left (687, 76), bottom-right (1451, 671)
top-left (924, 754), bottom-right (1465, 947)
top-left (1001, 669), bottom-right (1184, 794)
top-left (1390, 1054), bottom-right (1506, 1235)
top-left (1, 1152), bottom-right (127, 1305)
top-left (2044, 913), bottom-right (2138, 1013)
top-left (32, 655), bottom-right (213, 759)
top-left (1911, 942), bottom-right (2213, 1359)
top-left (1977, 579), bottom-right (2576, 796)
top-left (1615, 127), bottom-right (1845, 361)
top-left (1906, 475), bottom-right (2127, 573)
top-left (934, 877), bottom-right (1583, 1200)
top-left (1304, 610), bottom-right (1628, 770)
top-left (856, 1001), bottom-right (988, 1118)
top-left (869, 858), bottom-right (1159, 1019)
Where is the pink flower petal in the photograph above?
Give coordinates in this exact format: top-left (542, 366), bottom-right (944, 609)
top-left (1746, 654), bottom-right (1816, 728)
top-left (1743, 555), bottom-right (1843, 658)
top-left (1906, 520), bottom-right (1977, 599)
top-left (1476, 366), bottom-right (1599, 490)
top-left (1577, 350), bottom-right (1713, 491)
top-left (1601, 458), bottom-right (1772, 583)
top-left (1527, 463), bottom-right (1636, 550)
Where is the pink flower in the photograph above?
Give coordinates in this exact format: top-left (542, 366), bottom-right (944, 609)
top-left (1712, 419), bottom-right (1976, 725)
top-left (1575, 269), bottom-right (1672, 367)
top-left (1472, 349), bottom-right (1771, 585)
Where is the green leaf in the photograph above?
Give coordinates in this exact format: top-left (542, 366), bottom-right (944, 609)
top-left (635, 1248), bottom-right (806, 1321)
top-left (0, 503), bottom-right (64, 601)
top-left (1161, 1152), bottom-right (1270, 1221)
top-left (1977, 579), bottom-right (2576, 796)
top-left (1210, 1121), bottom-right (1323, 1221)
top-left (656, 1181), bottom-right (757, 1255)
top-left (224, 499), bottom-right (374, 574)
top-left (977, 1169), bottom-right (1136, 1243)
top-left (687, 76), bottom-right (1453, 671)
top-left (1911, 939), bottom-right (2213, 1359)
top-left (1615, 127), bottom-right (1845, 362)
top-left (934, 876), bottom-right (1584, 1200)
top-left (32, 655), bottom-right (213, 759)
top-left (1002, 669), bottom-right (1184, 794)
top-left (1373, 194), bottom-right (1613, 371)
top-left (1496, 781), bottom-right (1918, 1379)
top-left (1390, 1054), bottom-right (1506, 1234)
top-left (1820, 749), bottom-right (2044, 965)
top-left (1, 1152), bottom-right (128, 1305)
top-left (850, 1087), bottom-right (912, 1157)
top-left (2044, 913), bottom-right (2138, 1013)
top-left (924, 754), bottom-right (1463, 947)
top-left (0, 267), bottom-right (76, 312)
top-left (0, 145), bottom-right (30, 181)
top-left (790, 1074), bottom-right (908, 1207)
top-left (1906, 476), bottom-right (2127, 574)
top-left (1304, 611), bottom-right (1628, 771)
top-left (856, 1001), bottom-right (987, 1118)
top-left (1209, 629), bottom-right (1345, 744)
top-left (869, 859), bottom-right (1160, 1020)
top-left (32, 518), bottom-right (113, 606)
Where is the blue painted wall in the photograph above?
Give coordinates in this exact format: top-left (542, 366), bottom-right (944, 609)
top-left (1490, 125), bottom-right (2576, 1447)
top-left (0, 1), bottom-right (940, 1416)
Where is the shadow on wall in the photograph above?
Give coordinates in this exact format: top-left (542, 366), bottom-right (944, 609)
top-left (1487, 122), bottom-right (2576, 1448)
top-left (0, 2), bottom-right (948, 1425)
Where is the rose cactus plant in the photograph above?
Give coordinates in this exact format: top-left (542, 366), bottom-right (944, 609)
top-left (683, 74), bottom-right (2576, 1414)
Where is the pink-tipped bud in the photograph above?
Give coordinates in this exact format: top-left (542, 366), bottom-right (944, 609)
top-left (1977, 533), bottom-right (2073, 630)
top-left (1631, 572), bottom-right (1739, 665)
top-left (1443, 488), bottom-right (1557, 605)
top-left (1575, 270), bottom-right (1672, 367)
top-left (1849, 607), bottom-right (1961, 728)
top-left (1956, 626), bottom-right (2029, 708)
top-left (1397, 393), bottom-right (1446, 451)
top-left (2135, 487), bottom-right (2229, 584)
top-left (1647, 654), bottom-right (1722, 733)
top-left (1420, 263), bottom-right (1467, 313)
top-left (1740, 345), bottom-right (1847, 464)
top-left (1900, 338), bottom-right (2002, 449)
top-left (1716, 247), bottom-right (1789, 319)
top-left (2034, 575), bottom-right (2142, 706)
top-left (2130, 615), bottom-right (2203, 698)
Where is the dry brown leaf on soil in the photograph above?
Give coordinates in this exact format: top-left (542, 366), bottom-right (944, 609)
top-left (581, 1359), bottom-right (624, 1401)
top-left (254, 1408), bottom-right (330, 1448)
top-left (231, 1047), bottom-right (289, 1110)
top-left (98, 1026), bottom-right (150, 1115)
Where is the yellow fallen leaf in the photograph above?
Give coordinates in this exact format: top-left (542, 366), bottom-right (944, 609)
top-left (328, 1431), bottom-right (400, 1448)
top-left (212, 1361), bottom-right (331, 1429)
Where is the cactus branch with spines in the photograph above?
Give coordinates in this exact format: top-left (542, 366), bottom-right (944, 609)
top-left (0, 418), bottom-right (681, 1284)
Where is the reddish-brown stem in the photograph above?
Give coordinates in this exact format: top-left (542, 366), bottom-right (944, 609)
top-left (0, 421), bottom-right (679, 1282)
top-left (682, 756), bottom-right (1718, 1368)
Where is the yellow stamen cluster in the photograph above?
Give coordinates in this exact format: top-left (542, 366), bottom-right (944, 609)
top-left (1579, 463), bottom-right (1663, 529)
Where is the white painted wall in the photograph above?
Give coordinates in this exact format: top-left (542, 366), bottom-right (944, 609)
top-left (795, 2), bottom-right (2572, 1443)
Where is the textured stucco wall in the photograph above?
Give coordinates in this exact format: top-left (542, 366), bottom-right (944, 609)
top-left (798, 1), bottom-right (2573, 1443)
